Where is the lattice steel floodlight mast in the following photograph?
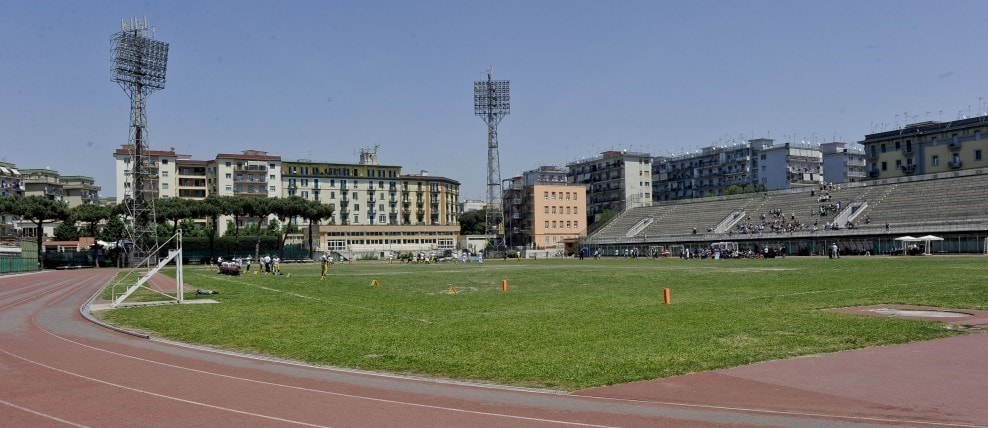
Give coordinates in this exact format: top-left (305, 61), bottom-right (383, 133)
top-left (111, 17), bottom-right (168, 266)
top-left (473, 67), bottom-right (510, 249)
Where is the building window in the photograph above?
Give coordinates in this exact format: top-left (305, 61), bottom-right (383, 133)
top-left (977, 150), bottom-right (983, 161)
top-left (544, 191), bottom-right (548, 200)
top-left (161, 183), bottom-right (168, 190)
top-left (880, 144), bottom-right (886, 153)
top-left (162, 171), bottom-right (168, 177)
top-left (225, 162), bottom-right (231, 167)
top-left (544, 221), bottom-right (549, 229)
top-left (544, 206), bottom-right (549, 214)
top-left (881, 161), bottom-right (887, 171)
top-left (932, 155), bottom-right (939, 166)
top-left (895, 160), bottom-right (902, 169)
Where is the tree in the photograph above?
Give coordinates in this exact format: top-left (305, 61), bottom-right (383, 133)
top-left (70, 204), bottom-right (110, 238)
top-left (53, 220), bottom-right (80, 241)
top-left (458, 209), bottom-right (487, 235)
top-left (269, 196), bottom-right (310, 259)
top-left (5, 196), bottom-right (70, 268)
top-left (155, 197), bottom-right (192, 236)
top-left (301, 200), bottom-right (334, 259)
top-left (98, 215), bottom-right (127, 242)
top-left (200, 196), bottom-right (226, 261)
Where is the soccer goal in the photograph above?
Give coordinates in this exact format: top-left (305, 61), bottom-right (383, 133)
top-left (111, 230), bottom-right (184, 307)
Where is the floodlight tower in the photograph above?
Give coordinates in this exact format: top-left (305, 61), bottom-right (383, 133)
top-left (111, 17), bottom-right (169, 265)
top-left (473, 67), bottom-right (510, 248)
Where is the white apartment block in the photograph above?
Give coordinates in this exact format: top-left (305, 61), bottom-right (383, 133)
top-left (567, 150), bottom-right (652, 218)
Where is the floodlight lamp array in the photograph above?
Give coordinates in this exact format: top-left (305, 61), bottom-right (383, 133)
top-left (111, 32), bottom-right (169, 90)
top-left (474, 80), bottom-right (510, 117)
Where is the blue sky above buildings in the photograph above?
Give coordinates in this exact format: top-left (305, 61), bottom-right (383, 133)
top-left (2, 0), bottom-right (987, 200)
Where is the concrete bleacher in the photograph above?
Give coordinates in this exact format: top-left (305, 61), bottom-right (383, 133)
top-left (590, 172), bottom-right (988, 243)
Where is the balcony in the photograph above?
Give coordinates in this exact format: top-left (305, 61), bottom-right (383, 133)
top-left (868, 170), bottom-right (880, 178)
top-left (949, 141), bottom-right (961, 151)
top-left (949, 160), bottom-right (963, 169)
top-left (902, 165), bottom-right (917, 174)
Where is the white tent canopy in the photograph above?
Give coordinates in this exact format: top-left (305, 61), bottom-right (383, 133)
top-left (918, 235), bottom-right (944, 255)
top-left (895, 235), bottom-right (942, 255)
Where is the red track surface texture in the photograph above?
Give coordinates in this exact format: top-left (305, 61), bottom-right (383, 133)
top-left (1, 269), bottom-right (985, 427)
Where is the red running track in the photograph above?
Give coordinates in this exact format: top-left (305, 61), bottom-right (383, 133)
top-left (1, 269), bottom-right (984, 427)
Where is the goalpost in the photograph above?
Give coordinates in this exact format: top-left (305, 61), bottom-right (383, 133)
top-left (112, 230), bottom-right (184, 307)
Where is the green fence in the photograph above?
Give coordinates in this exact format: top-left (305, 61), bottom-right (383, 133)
top-left (0, 240), bottom-right (39, 274)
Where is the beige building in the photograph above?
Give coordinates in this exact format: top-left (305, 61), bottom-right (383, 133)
top-left (282, 150), bottom-right (460, 258)
top-left (60, 176), bottom-right (101, 206)
top-left (21, 168), bottom-right (64, 202)
top-left (209, 150), bottom-right (282, 198)
top-left (110, 146), bottom-right (460, 257)
top-left (113, 145), bottom-right (180, 201)
top-left (860, 117), bottom-right (988, 179)
top-left (175, 159), bottom-right (208, 199)
top-left (504, 166), bottom-right (587, 251)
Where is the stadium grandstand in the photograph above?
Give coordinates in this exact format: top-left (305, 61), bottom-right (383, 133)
top-left (584, 169), bottom-right (988, 257)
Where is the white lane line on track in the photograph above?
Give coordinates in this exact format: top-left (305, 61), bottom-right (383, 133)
top-left (13, 277), bottom-right (618, 428)
top-left (30, 272), bottom-right (979, 428)
top-left (0, 347), bottom-right (333, 428)
top-left (567, 394), bottom-right (988, 428)
top-left (0, 398), bottom-right (90, 428)
top-left (0, 279), bottom-right (74, 311)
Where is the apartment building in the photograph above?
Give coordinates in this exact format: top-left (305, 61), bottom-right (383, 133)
top-left (567, 151), bottom-right (652, 220)
top-left (860, 116), bottom-right (988, 179)
top-left (0, 162), bottom-right (25, 198)
top-left (60, 176), bottom-right (101, 206)
top-left (821, 142), bottom-right (868, 184)
top-left (20, 169), bottom-right (64, 202)
top-left (112, 145), bottom-right (179, 202)
top-left (503, 166), bottom-right (586, 250)
top-left (750, 139), bottom-right (823, 190)
top-left (209, 150), bottom-right (281, 198)
top-left (653, 144), bottom-right (755, 201)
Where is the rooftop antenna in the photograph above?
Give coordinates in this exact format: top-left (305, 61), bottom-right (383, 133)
top-left (111, 16), bottom-right (169, 266)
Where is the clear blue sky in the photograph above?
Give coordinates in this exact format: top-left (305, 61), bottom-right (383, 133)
top-left (2, 0), bottom-right (987, 201)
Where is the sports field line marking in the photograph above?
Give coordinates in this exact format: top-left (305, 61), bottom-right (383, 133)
top-left (0, 398), bottom-right (90, 428)
top-left (187, 271), bottom-right (434, 324)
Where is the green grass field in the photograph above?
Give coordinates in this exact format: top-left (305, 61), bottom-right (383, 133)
top-left (96, 256), bottom-right (987, 390)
